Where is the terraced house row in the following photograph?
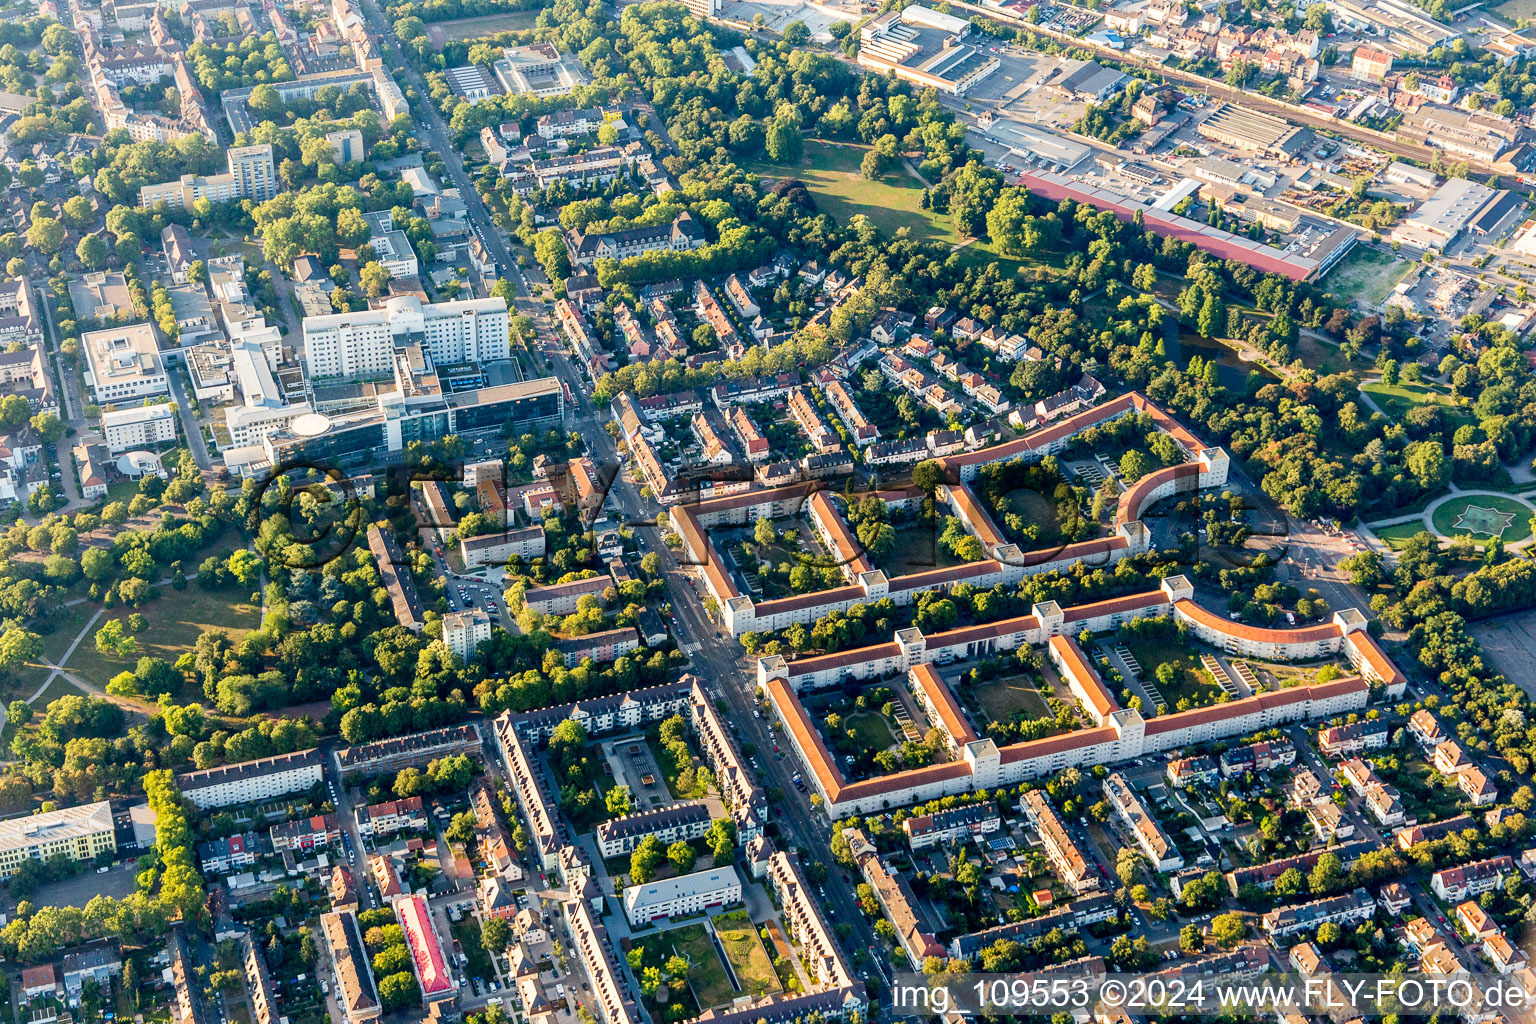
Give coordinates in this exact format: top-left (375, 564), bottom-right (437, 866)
top-left (758, 574), bottom-right (1406, 817)
top-left (670, 391), bottom-right (1230, 638)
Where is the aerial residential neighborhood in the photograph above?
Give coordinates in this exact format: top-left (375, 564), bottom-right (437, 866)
top-left (0, 0), bottom-right (1535, 1021)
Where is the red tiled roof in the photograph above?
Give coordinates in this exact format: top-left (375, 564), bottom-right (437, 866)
top-left (999, 725), bottom-right (1120, 762)
top-left (1117, 462), bottom-right (1199, 525)
top-left (887, 560), bottom-right (1004, 592)
top-left (925, 614), bottom-right (1041, 650)
top-left (670, 505), bottom-right (741, 604)
top-left (1175, 599), bottom-right (1344, 645)
top-left (809, 490), bottom-right (873, 575)
top-left (950, 483), bottom-right (1007, 549)
top-left (786, 641), bottom-right (904, 678)
top-left (836, 760), bottom-right (974, 802)
top-left (1345, 631), bottom-right (1406, 687)
top-left (689, 482), bottom-right (823, 515)
top-left (910, 662), bottom-right (978, 744)
top-left (1048, 635), bottom-right (1119, 718)
top-left (1142, 676), bottom-right (1367, 734)
top-left (941, 391), bottom-right (1205, 471)
top-left (1060, 590), bottom-right (1168, 623)
top-left (755, 584), bottom-right (865, 617)
top-left (1019, 535), bottom-right (1128, 567)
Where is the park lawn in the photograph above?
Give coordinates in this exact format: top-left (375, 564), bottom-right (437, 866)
top-left (1430, 493), bottom-right (1535, 545)
top-left (427, 10), bottom-right (541, 42)
top-left (1361, 381), bottom-right (1468, 424)
top-left (742, 142), bottom-right (965, 249)
top-left (844, 711), bottom-right (899, 751)
top-left (35, 604), bottom-right (93, 667)
top-left (712, 911), bottom-right (781, 999)
top-left (967, 674), bottom-right (1052, 722)
top-left (63, 585), bottom-right (261, 692)
top-left (1126, 637), bottom-right (1222, 711)
top-left (1321, 246), bottom-right (1413, 307)
top-left (666, 924), bottom-right (733, 1010)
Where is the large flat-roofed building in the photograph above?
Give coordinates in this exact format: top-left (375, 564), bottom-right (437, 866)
top-left (1196, 104), bottom-right (1312, 159)
top-left (303, 296), bottom-right (510, 381)
top-left (1392, 178), bottom-right (1517, 251)
top-left (494, 43), bottom-right (583, 97)
top-left (0, 801), bottom-right (116, 878)
top-left (82, 323), bottom-right (168, 403)
top-left (857, 6), bottom-right (999, 97)
top-left (101, 402), bottom-right (177, 453)
top-left (622, 865), bottom-right (742, 925)
top-left (320, 911), bottom-right (381, 1023)
top-left (264, 377), bottom-right (564, 467)
top-left (175, 748), bottom-right (325, 809)
top-left (138, 144), bottom-right (278, 208)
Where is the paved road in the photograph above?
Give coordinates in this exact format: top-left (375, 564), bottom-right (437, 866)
top-left (166, 364), bottom-right (214, 471)
top-left (357, 0), bottom-right (514, 275)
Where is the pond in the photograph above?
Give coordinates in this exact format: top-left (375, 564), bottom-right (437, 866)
top-left (1165, 330), bottom-right (1279, 391)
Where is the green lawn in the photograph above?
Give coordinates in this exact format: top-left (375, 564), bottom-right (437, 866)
top-left (881, 523), bottom-right (966, 577)
top-left (1361, 382), bottom-right (1468, 424)
top-left (1373, 521), bottom-right (1431, 551)
top-left (63, 586), bottom-right (261, 693)
top-left (742, 141), bottom-right (1039, 273)
top-left (1321, 246), bottom-right (1413, 307)
top-left (712, 911), bottom-right (781, 1000)
top-left (451, 918), bottom-right (495, 982)
top-left (1430, 494), bottom-right (1534, 545)
top-left (844, 711), bottom-right (898, 752)
top-left (665, 924), bottom-right (733, 1010)
top-left (999, 487), bottom-right (1061, 545)
top-left (742, 142), bottom-right (961, 248)
top-left (1125, 638), bottom-right (1222, 711)
top-left (967, 675), bottom-right (1053, 723)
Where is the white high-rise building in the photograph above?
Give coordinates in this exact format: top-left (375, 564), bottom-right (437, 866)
top-left (442, 610), bottom-right (492, 661)
top-left (302, 296), bottom-right (510, 381)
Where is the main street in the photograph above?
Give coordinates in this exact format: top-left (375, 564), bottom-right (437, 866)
top-left (497, 238), bottom-right (891, 986)
top-left (358, 0), bottom-right (515, 276)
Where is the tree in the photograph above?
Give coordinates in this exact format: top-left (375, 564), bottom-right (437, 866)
top-left (667, 840), bottom-right (696, 874)
top-left (630, 835), bottom-right (664, 884)
top-left (1179, 923), bottom-right (1204, 954)
top-left (76, 233), bottom-right (107, 270)
top-left (605, 785), bottom-right (632, 817)
top-left (986, 188), bottom-right (1035, 256)
top-left (754, 517), bottom-right (777, 548)
top-left (481, 917), bottom-right (511, 953)
top-left (0, 629), bottom-right (40, 674)
top-left (378, 972), bottom-right (419, 1012)
top-left (765, 118), bottom-right (802, 163)
top-left (1315, 920), bottom-right (1342, 948)
top-left (1210, 911), bottom-right (1246, 948)
top-left (94, 619), bottom-right (139, 659)
top-left (1308, 851), bottom-right (1344, 895)
top-left (27, 218), bottom-right (64, 255)
top-left (1115, 846), bottom-right (1141, 887)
